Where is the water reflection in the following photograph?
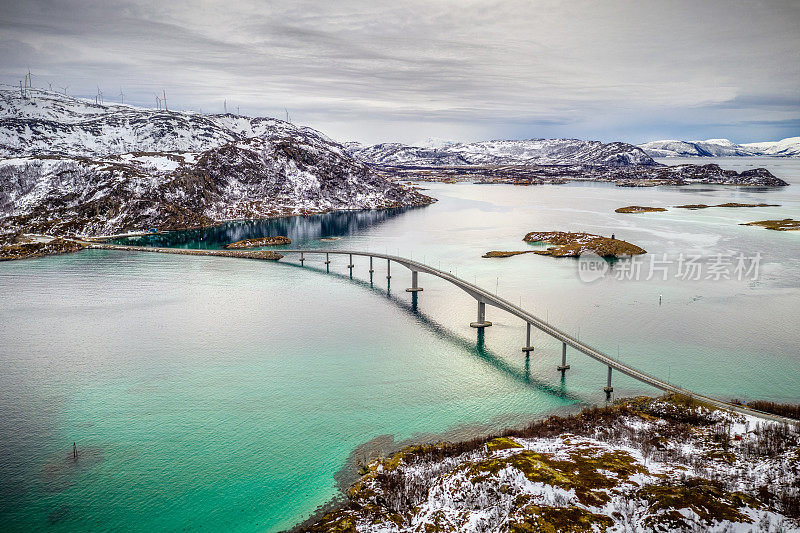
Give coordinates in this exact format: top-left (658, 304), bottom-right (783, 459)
top-left (112, 207), bottom-right (418, 249)
top-left (276, 259), bottom-right (581, 401)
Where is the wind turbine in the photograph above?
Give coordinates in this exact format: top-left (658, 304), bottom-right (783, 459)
top-left (153, 92), bottom-right (161, 109)
top-left (60, 85), bottom-right (69, 96)
top-left (119, 87), bottom-right (124, 104)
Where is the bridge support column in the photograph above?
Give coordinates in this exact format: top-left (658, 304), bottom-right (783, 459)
top-left (604, 366), bottom-right (613, 398)
top-left (386, 259), bottom-right (391, 280)
top-left (406, 270), bottom-right (423, 292)
top-left (470, 301), bottom-right (492, 328)
top-left (324, 252), bottom-right (331, 265)
top-left (522, 323), bottom-right (534, 353)
top-left (369, 256), bottom-right (374, 274)
top-left (558, 342), bottom-right (570, 371)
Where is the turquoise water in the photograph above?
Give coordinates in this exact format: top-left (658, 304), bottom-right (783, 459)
top-left (2, 157), bottom-right (800, 531)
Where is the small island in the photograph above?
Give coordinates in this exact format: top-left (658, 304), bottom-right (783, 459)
top-left (523, 231), bottom-right (646, 257)
top-left (615, 205), bottom-right (668, 213)
top-left (675, 202), bottom-right (780, 210)
top-left (482, 250), bottom-right (535, 258)
top-left (0, 235), bottom-right (87, 261)
top-left (740, 219), bottom-right (800, 231)
top-left (225, 236), bottom-right (292, 249)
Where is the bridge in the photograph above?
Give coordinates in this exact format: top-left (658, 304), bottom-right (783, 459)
top-left (90, 242), bottom-right (795, 424)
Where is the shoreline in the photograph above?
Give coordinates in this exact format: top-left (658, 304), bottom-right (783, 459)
top-left (295, 394), bottom-right (800, 532)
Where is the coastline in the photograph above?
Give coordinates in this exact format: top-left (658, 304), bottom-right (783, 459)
top-left (295, 394), bottom-right (800, 532)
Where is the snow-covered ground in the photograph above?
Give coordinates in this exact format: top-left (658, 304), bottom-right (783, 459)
top-left (304, 396), bottom-right (800, 533)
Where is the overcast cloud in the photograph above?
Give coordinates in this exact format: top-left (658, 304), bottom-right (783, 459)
top-left (1, 0), bottom-right (798, 144)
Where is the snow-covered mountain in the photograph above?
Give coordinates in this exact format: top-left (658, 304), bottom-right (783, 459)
top-left (639, 137), bottom-right (800, 158)
top-left (0, 86), bottom-right (433, 238)
top-left (0, 85), bottom-right (338, 157)
top-left (741, 137), bottom-right (800, 157)
top-left (347, 139), bottom-right (658, 167)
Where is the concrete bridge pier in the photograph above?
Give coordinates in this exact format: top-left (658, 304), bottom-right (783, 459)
top-left (470, 301), bottom-right (493, 329)
top-left (369, 256), bottom-right (374, 274)
top-left (386, 259), bottom-right (391, 280)
top-left (558, 342), bottom-right (570, 372)
top-left (604, 366), bottom-right (613, 398)
top-left (522, 323), bottom-right (534, 354)
top-left (406, 270), bottom-right (423, 293)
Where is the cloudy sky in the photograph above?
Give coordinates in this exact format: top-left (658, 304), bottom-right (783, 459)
top-left (1, 0), bottom-right (798, 144)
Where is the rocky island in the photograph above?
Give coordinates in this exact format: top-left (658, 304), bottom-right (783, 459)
top-left (300, 395), bottom-right (800, 532)
top-left (615, 206), bottom-right (668, 213)
top-left (741, 219), bottom-right (800, 231)
top-left (225, 236), bottom-right (292, 249)
top-left (675, 203), bottom-right (781, 210)
top-left (523, 231), bottom-right (646, 257)
top-left (482, 251), bottom-right (535, 258)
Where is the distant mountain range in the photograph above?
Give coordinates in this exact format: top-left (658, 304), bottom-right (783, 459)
top-left (638, 137), bottom-right (800, 158)
top-left (346, 139), bottom-right (657, 167)
top-left (0, 86), bottom-right (432, 239)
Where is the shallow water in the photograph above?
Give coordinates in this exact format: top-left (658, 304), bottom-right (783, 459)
top-left (1, 157), bottom-right (799, 531)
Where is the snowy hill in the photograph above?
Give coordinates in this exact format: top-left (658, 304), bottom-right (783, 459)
top-left (741, 137), bottom-right (800, 157)
top-left (0, 86), bottom-right (433, 238)
top-left (639, 137), bottom-right (800, 158)
top-left (0, 85), bottom-right (337, 157)
top-left (347, 139), bottom-right (658, 167)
